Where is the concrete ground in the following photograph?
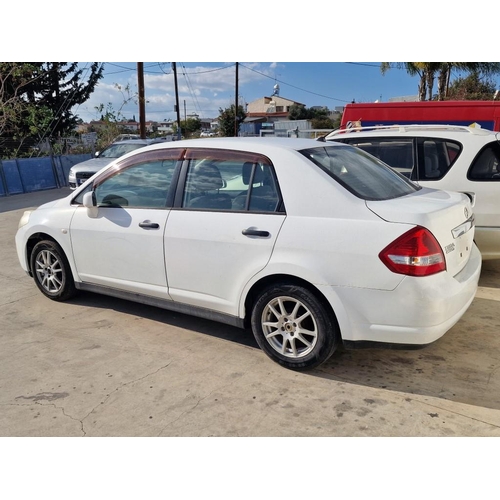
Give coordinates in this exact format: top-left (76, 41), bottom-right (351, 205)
top-left (1, 187), bottom-right (500, 437)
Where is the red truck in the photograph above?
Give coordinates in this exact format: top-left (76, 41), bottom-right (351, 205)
top-left (340, 100), bottom-right (500, 131)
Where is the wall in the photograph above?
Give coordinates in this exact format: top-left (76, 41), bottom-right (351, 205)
top-left (0, 154), bottom-right (91, 196)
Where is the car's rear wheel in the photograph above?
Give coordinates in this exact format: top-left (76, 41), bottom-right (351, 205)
top-left (250, 283), bottom-right (339, 370)
top-left (30, 240), bottom-right (77, 301)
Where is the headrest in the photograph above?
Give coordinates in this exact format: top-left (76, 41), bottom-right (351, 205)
top-left (242, 162), bottom-right (264, 185)
top-left (191, 162), bottom-right (223, 190)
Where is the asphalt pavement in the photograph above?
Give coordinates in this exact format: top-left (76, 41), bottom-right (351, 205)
top-left (1, 187), bottom-right (500, 437)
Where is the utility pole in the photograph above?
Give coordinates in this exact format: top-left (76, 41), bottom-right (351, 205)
top-left (137, 63), bottom-right (146, 139)
top-left (234, 62), bottom-right (239, 137)
top-left (172, 63), bottom-right (182, 140)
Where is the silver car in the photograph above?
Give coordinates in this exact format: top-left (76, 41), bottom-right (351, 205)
top-left (68, 139), bottom-right (157, 189)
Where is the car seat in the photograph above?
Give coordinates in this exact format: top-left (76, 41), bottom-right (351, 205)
top-left (424, 143), bottom-right (441, 179)
top-left (187, 162), bottom-right (232, 209)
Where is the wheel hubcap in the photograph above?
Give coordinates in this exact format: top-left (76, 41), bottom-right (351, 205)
top-left (35, 250), bottom-right (63, 293)
top-left (261, 296), bottom-right (318, 358)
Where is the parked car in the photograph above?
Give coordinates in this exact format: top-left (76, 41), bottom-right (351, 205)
top-left (16, 137), bottom-right (481, 370)
top-left (68, 139), bottom-right (158, 189)
top-left (113, 133), bottom-right (141, 141)
top-left (326, 124), bottom-right (500, 259)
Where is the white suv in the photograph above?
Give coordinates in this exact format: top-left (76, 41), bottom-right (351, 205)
top-left (326, 125), bottom-right (500, 260)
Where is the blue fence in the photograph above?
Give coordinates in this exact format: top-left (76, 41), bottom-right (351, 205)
top-left (0, 154), bottom-right (92, 196)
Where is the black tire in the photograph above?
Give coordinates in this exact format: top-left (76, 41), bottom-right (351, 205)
top-left (30, 240), bottom-right (77, 301)
top-left (250, 283), bottom-right (339, 371)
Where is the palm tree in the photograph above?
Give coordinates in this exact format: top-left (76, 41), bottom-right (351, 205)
top-left (381, 63), bottom-right (427, 101)
top-left (381, 62), bottom-right (500, 101)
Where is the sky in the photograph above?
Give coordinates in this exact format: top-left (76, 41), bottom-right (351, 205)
top-left (74, 61), bottom-right (423, 123)
top-left (75, 61), bottom-right (500, 124)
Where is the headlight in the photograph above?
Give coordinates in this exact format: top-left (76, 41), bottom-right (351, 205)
top-left (68, 169), bottom-right (76, 181)
top-left (18, 210), bottom-right (32, 229)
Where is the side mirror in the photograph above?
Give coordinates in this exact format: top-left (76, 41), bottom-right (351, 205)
top-left (82, 191), bottom-right (98, 218)
top-left (94, 151), bottom-right (100, 158)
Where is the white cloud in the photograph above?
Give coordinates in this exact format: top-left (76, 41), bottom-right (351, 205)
top-left (76, 62), bottom-right (278, 123)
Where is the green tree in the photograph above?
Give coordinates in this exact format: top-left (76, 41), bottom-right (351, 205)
top-left (311, 116), bottom-right (334, 129)
top-left (288, 105), bottom-right (332, 122)
top-left (436, 63), bottom-right (500, 100)
top-left (217, 105), bottom-right (246, 137)
top-left (180, 117), bottom-right (202, 137)
top-left (0, 62), bottom-right (103, 157)
top-left (288, 104), bottom-right (309, 120)
top-left (24, 62), bottom-right (104, 137)
top-left (445, 73), bottom-right (498, 101)
top-left (0, 63), bottom-right (54, 157)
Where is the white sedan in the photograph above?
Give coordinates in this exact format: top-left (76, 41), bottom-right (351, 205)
top-left (15, 137), bottom-right (481, 370)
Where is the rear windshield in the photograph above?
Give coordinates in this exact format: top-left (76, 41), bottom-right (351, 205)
top-left (300, 145), bottom-right (420, 201)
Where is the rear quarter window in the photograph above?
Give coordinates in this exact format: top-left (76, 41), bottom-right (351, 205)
top-left (468, 142), bottom-right (500, 181)
top-left (416, 138), bottom-right (462, 181)
top-left (300, 145), bottom-right (420, 201)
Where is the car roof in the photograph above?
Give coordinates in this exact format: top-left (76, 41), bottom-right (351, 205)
top-left (326, 124), bottom-right (499, 141)
top-left (109, 138), bottom-right (155, 145)
top-left (141, 136), bottom-right (345, 156)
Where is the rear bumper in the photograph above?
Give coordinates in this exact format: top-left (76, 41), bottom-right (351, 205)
top-left (322, 243), bottom-right (481, 346)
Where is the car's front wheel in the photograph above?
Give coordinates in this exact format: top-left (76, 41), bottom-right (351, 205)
top-left (250, 283), bottom-right (339, 370)
top-left (30, 240), bottom-right (77, 301)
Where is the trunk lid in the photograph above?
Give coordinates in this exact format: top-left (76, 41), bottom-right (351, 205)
top-left (366, 187), bottom-right (475, 277)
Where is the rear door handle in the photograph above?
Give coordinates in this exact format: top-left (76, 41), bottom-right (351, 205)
top-left (242, 228), bottom-right (270, 237)
top-left (139, 221), bottom-right (160, 229)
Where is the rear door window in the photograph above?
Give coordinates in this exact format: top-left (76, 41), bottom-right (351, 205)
top-left (179, 149), bottom-right (282, 212)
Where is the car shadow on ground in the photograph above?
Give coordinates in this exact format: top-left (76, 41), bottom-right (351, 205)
top-left (71, 291), bottom-right (260, 349)
top-left (317, 260), bottom-right (500, 411)
top-left (70, 282), bottom-right (500, 412)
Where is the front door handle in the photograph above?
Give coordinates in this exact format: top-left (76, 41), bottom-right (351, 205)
top-left (242, 228), bottom-right (270, 238)
top-left (139, 221), bottom-right (160, 229)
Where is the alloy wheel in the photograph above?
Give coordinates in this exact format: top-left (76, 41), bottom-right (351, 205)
top-left (34, 249), bottom-right (64, 294)
top-left (261, 296), bottom-right (318, 359)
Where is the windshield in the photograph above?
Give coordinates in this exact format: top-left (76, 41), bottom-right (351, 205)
top-left (300, 145), bottom-right (420, 201)
top-left (99, 142), bottom-right (148, 158)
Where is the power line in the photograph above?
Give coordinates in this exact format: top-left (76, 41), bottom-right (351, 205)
top-left (345, 62), bottom-right (382, 68)
top-left (180, 63), bottom-right (203, 118)
top-left (105, 62), bottom-right (347, 106)
top-left (239, 63), bottom-right (351, 103)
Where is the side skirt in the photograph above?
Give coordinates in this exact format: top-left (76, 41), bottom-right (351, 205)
top-left (75, 282), bottom-right (245, 329)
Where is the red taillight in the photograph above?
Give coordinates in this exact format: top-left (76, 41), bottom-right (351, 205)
top-left (379, 226), bottom-right (446, 276)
